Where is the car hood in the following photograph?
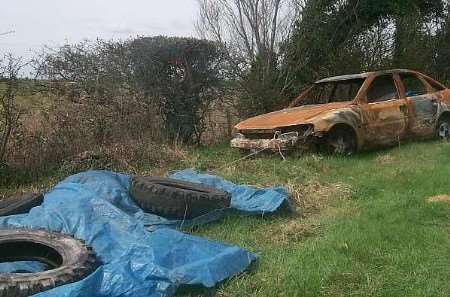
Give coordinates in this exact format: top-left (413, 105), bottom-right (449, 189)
top-left (235, 102), bottom-right (352, 130)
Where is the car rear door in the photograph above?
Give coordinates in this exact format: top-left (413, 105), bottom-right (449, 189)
top-left (399, 73), bottom-right (439, 137)
top-left (359, 74), bottom-right (408, 147)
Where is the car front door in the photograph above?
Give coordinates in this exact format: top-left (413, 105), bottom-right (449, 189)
top-left (399, 73), bottom-right (439, 137)
top-left (359, 74), bottom-right (408, 147)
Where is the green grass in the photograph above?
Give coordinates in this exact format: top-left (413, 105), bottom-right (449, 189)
top-left (175, 141), bottom-right (450, 297)
top-left (2, 140), bottom-right (450, 296)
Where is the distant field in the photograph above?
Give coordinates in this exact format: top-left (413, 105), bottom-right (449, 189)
top-left (2, 141), bottom-right (450, 297)
top-left (0, 80), bottom-right (53, 110)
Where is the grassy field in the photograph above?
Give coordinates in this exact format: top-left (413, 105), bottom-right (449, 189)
top-left (176, 141), bottom-right (450, 297)
top-left (2, 140), bottom-right (450, 296)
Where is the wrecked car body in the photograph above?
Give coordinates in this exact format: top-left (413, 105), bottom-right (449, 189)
top-left (231, 69), bottom-right (450, 154)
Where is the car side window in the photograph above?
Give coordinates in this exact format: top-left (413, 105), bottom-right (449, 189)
top-left (400, 74), bottom-right (427, 97)
top-left (367, 75), bottom-right (399, 103)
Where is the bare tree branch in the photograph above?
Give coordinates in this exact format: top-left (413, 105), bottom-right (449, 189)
top-left (197, 0), bottom-right (298, 68)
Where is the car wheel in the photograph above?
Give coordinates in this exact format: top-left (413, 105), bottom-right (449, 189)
top-left (326, 126), bottom-right (357, 155)
top-left (437, 117), bottom-right (450, 141)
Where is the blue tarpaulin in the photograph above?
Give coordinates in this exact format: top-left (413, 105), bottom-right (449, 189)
top-left (0, 170), bottom-right (290, 297)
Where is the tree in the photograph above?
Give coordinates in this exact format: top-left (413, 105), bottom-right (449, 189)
top-left (130, 36), bottom-right (226, 144)
top-left (285, 0), bottom-right (447, 90)
top-left (196, 0), bottom-right (299, 116)
top-left (0, 54), bottom-right (23, 163)
top-left (433, 10), bottom-right (450, 84)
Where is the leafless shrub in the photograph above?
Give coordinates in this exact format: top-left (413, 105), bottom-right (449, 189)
top-left (0, 54), bottom-right (25, 164)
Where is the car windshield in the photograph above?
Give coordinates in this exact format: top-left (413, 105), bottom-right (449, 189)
top-left (295, 78), bottom-right (365, 106)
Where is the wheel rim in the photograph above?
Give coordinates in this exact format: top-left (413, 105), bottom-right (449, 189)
top-left (438, 122), bottom-right (450, 141)
top-left (332, 135), bottom-right (348, 154)
top-left (329, 133), bottom-right (354, 155)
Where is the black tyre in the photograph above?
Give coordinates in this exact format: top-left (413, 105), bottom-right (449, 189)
top-left (0, 229), bottom-right (96, 297)
top-left (129, 176), bottom-right (231, 219)
top-left (325, 126), bottom-right (357, 155)
top-left (0, 193), bottom-right (44, 217)
top-left (437, 116), bottom-right (450, 141)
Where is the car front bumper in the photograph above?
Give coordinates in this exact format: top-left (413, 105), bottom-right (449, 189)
top-left (230, 132), bottom-right (301, 152)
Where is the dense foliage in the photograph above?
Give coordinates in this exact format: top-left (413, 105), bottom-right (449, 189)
top-left (130, 37), bottom-right (225, 143)
top-left (284, 0), bottom-right (449, 95)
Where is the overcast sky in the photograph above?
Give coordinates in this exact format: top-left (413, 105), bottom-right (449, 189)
top-left (0, 0), bottom-right (199, 59)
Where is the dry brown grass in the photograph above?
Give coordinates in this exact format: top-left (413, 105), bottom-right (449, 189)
top-left (287, 180), bottom-right (353, 216)
top-left (0, 181), bottom-right (56, 201)
top-left (427, 195), bottom-right (450, 204)
top-left (376, 153), bottom-right (396, 165)
top-left (57, 139), bottom-right (188, 176)
top-left (260, 219), bottom-right (321, 245)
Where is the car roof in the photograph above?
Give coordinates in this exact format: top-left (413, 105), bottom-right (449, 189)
top-left (315, 69), bottom-right (415, 83)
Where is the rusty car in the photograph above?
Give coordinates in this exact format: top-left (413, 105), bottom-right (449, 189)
top-left (231, 69), bottom-right (450, 154)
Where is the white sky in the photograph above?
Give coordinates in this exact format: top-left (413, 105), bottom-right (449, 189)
top-left (0, 0), bottom-right (199, 59)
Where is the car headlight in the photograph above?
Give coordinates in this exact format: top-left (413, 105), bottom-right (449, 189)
top-left (278, 131), bottom-right (299, 140)
top-left (281, 124), bottom-right (314, 137)
top-left (234, 133), bottom-right (245, 139)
